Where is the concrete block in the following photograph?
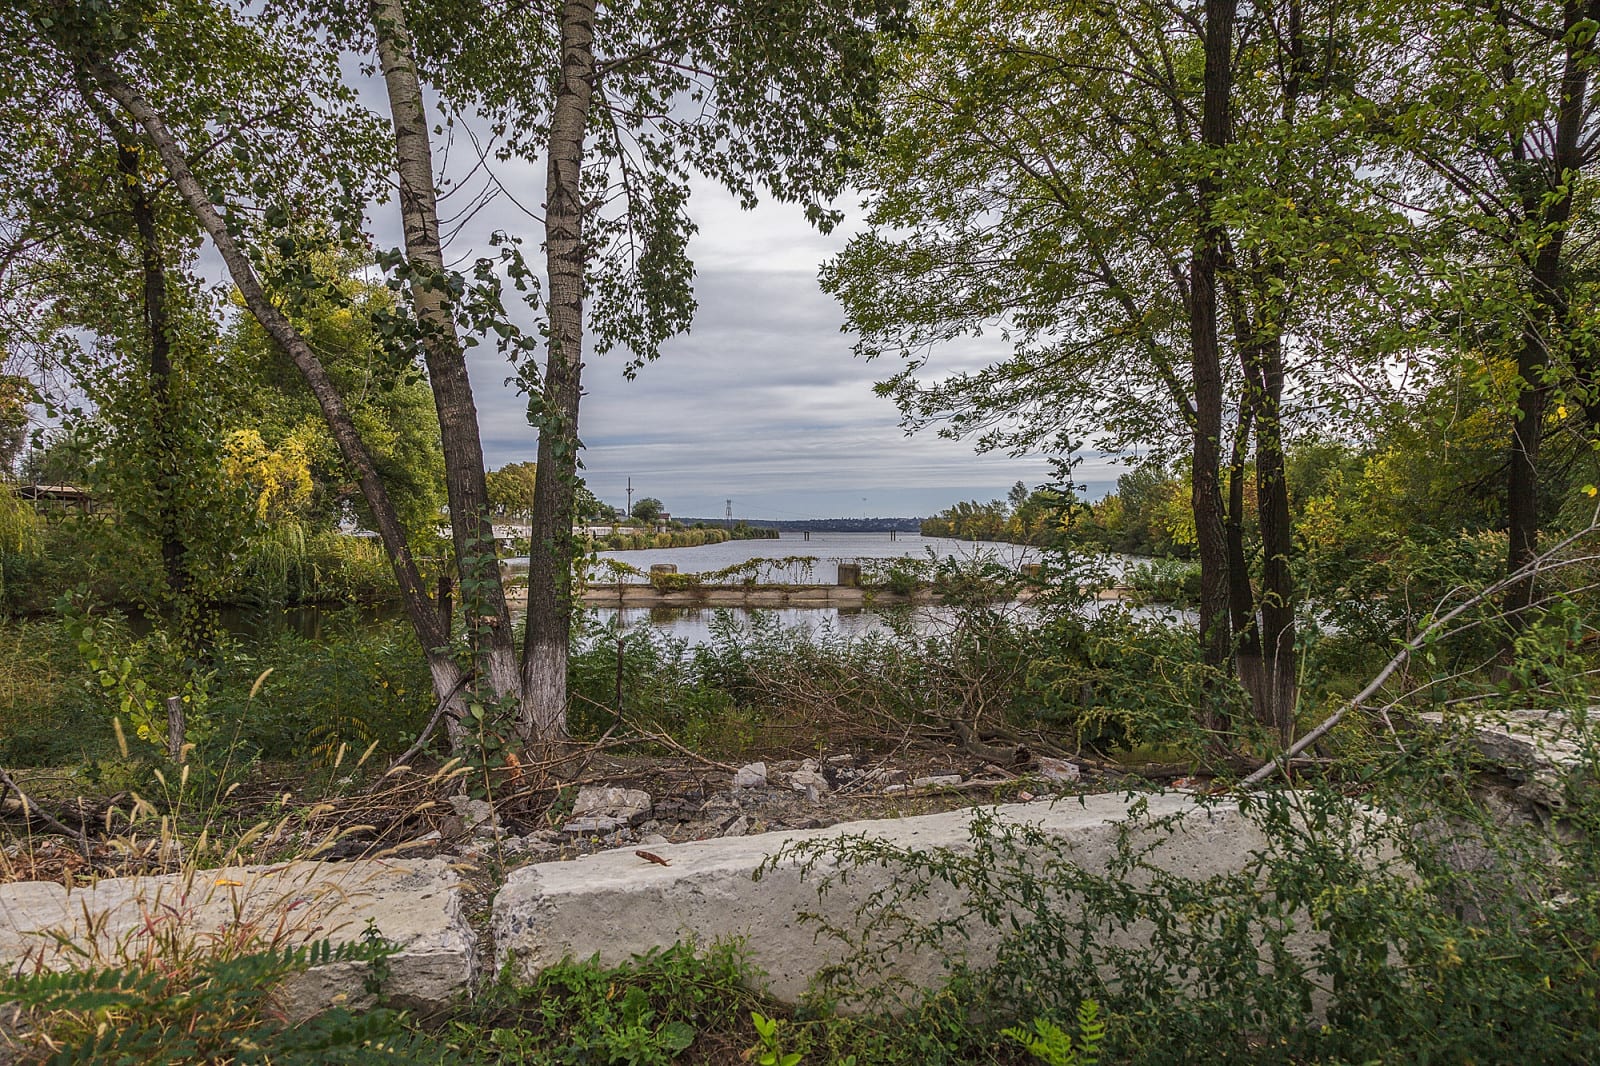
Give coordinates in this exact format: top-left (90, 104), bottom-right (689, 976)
top-left (492, 793), bottom-right (1296, 1005)
top-left (1418, 708), bottom-right (1593, 808)
top-left (0, 859), bottom-right (475, 1015)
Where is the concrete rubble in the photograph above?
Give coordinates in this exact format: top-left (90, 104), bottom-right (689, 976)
top-left (1417, 708), bottom-right (1592, 810)
top-left (492, 793), bottom-right (1300, 1005)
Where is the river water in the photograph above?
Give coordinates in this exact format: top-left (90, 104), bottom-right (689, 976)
top-left (508, 531), bottom-right (1039, 584)
top-left (505, 533), bottom-right (1171, 645)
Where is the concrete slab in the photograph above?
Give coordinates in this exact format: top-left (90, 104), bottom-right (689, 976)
top-left (0, 858), bottom-right (476, 1014)
top-left (1419, 708), bottom-right (1595, 807)
top-left (493, 793), bottom-right (1291, 1005)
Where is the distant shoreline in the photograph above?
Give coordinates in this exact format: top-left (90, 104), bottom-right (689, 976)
top-left (673, 517), bottom-right (923, 533)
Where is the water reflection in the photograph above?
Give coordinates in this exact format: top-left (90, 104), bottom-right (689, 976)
top-left (580, 599), bottom-right (1193, 646)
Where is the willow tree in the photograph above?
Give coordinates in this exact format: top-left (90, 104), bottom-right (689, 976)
top-left (826, 0), bottom-right (1390, 749)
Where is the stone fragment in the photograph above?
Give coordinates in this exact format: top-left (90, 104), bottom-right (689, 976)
top-left (562, 815), bottom-right (626, 836)
top-left (733, 762), bottom-right (768, 789)
top-left (721, 815), bottom-right (750, 838)
top-left (1418, 709), bottom-right (1591, 809)
top-left (447, 795), bottom-right (497, 831)
top-left (573, 786), bottom-right (653, 818)
top-left (1036, 757), bottom-right (1082, 785)
top-left (912, 774), bottom-right (963, 788)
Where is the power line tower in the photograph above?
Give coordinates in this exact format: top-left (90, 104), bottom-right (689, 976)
top-left (626, 477), bottom-right (633, 518)
top-left (725, 499), bottom-right (733, 530)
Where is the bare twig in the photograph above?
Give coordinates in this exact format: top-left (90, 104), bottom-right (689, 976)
top-left (620, 719), bottom-right (741, 772)
top-left (387, 672), bottom-right (474, 773)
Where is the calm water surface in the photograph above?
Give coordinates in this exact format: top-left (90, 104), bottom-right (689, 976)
top-left (507, 532), bottom-right (1041, 583)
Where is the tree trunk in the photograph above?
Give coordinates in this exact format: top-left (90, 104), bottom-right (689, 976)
top-left (114, 140), bottom-right (194, 640)
top-left (1251, 335), bottom-right (1297, 748)
top-left (1504, 0), bottom-right (1592, 624)
top-left (1188, 0), bottom-right (1239, 742)
top-left (82, 59), bottom-right (469, 734)
top-left (520, 0), bottom-right (598, 747)
top-left (1225, 386), bottom-right (1268, 725)
top-left (369, 0), bottom-right (520, 742)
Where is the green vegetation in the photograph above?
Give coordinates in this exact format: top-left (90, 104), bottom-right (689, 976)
top-left (4, 0), bottom-right (1600, 1060)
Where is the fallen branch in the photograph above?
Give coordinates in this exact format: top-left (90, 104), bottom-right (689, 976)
top-left (387, 671), bottom-right (474, 773)
top-left (0, 763), bottom-right (91, 858)
top-left (621, 720), bottom-right (741, 773)
top-left (1241, 510), bottom-right (1600, 789)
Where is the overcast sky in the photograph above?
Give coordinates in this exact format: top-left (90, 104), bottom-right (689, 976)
top-left (443, 171), bottom-right (1125, 520)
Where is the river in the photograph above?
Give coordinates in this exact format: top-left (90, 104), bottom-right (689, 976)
top-left (507, 531), bottom-right (1040, 584)
top-left (508, 533), bottom-right (1171, 644)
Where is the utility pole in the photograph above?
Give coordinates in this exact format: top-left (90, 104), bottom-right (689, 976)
top-left (626, 476), bottom-right (633, 518)
top-left (725, 499), bottom-right (733, 530)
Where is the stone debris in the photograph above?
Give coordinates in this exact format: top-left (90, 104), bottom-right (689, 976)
top-left (447, 795), bottom-right (497, 833)
top-left (732, 762), bottom-right (768, 789)
top-left (1035, 757), bottom-right (1082, 785)
top-left (571, 786), bottom-right (653, 824)
top-left (493, 794), bottom-right (1341, 1006)
top-left (720, 815), bottom-right (751, 838)
top-left (561, 815), bottom-right (629, 837)
top-left (912, 774), bottom-right (964, 788)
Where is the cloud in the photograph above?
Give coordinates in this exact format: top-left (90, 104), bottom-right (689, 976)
top-left (356, 115), bottom-right (1107, 519)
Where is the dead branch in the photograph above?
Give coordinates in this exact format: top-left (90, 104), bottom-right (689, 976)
top-left (1241, 509), bottom-right (1600, 789)
top-left (0, 762), bottom-right (91, 858)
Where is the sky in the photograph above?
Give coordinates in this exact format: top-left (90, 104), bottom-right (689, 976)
top-left (447, 175), bottom-right (1125, 521)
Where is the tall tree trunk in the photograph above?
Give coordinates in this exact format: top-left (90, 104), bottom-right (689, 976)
top-left (521, 0), bottom-right (598, 746)
top-left (1189, 0), bottom-right (1238, 742)
top-left (1505, 0), bottom-right (1592, 623)
top-left (1251, 335), bottom-right (1296, 748)
top-left (1225, 387), bottom-right (1265, 716)
top-left (114, 140), bottom-right (192, 638)
top-left (369, 0), bottom-right (520, 742)
top-left (81, 59), bottom-right (470, 731)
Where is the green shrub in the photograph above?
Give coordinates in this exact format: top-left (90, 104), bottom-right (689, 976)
top-left (771, 742), bottom-right (1600, 1065)
top-left (0, 939), bottom-right (418, 1065)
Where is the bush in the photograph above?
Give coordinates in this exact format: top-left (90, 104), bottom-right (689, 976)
top-left (1121, 557), bottom-right (1201, 606)
top-left (772, 737), bottom-right (1600, 1065)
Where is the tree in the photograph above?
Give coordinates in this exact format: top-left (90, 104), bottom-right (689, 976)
top-left (486, 462), bottom-right (538, 522)
top-left (1370, 0), bottom-right (1600, 624)
top-left (630, 497), bottom-right (663, 523)
top-left (826, 0), bottom-right (1387, 749)
top-left (19, 0), bottom-right (908, 751)
top-left (0, 375), bottom-right (33, 474)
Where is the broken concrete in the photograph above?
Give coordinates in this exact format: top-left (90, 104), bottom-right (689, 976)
top-left (1418, 708), bottom-right (1593, 809)
top-left (0, 858), bottom-right (475, 1016)
top-left (492, 793), bottom-right (1302, 1005)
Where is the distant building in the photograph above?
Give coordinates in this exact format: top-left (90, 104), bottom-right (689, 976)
top-left (15, 483), bottom-right (96, 517)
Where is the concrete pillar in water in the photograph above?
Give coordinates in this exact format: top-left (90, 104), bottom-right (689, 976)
top-left (837, 563), bottom-right (861, 587)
